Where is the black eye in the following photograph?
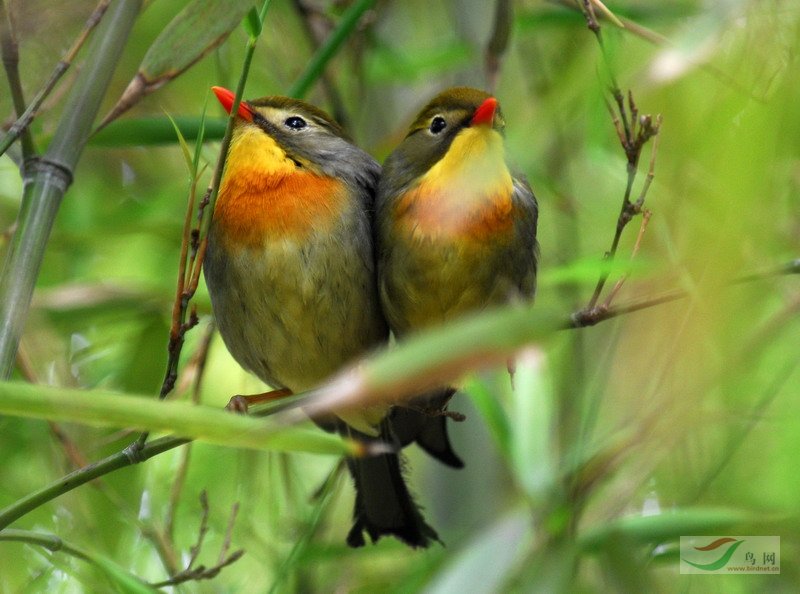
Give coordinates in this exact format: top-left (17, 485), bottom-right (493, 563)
top-left (429, 116), bottom-right (447, 134)
top-left (284, 116), bottom-right (307, 130)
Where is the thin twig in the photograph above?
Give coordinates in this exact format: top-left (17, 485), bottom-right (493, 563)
top-left (577, 4), bottom-right (662, 311)
top-left (150, 493), bottom-right (245, 589)
top-left (485, 0), bottom-right (512, 93)
top-left (602, 209), bottom-right (652, 308)
top-left (219, 501), bottom-right (240, 565)
top-left (188, 491), bottom-right (210, 568)
top-left (0, 0), bottom-right (35, 159)
top-left (150, 550), bottom-right (245, 589)
top-left (165, 322), bottom-right (215, 542)
top-left (584, 105), bottom-right (659, 310)
top-left (551, 0), bottom-right (766, 102)
top-left (0, 0), bottom-right (110, 158)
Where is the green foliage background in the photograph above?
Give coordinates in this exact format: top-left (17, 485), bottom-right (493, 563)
top-left (1, 0), bottom-right (799, 592)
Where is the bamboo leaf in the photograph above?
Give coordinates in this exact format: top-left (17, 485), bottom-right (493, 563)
top-left (243, 5), bottom-right (262, 39)
top-left (98, 0), bottom-right (256, 128)
top-left (89, 116), bottom-right (227, 146)
top-left (538, 256), bottom-right (651, 287)
top-left (464, 375), bottom-right (512, 459)
top-left (192, 93), bottom-right (209, 173)
top-left (0, 530), bottom-right (156, 593)
top-left (509, 349), bottom-right (555, 499)
top-left (164, 112), bottom-right (193, 172)
top-left (423, 510), bottom-right (532, 594)
top-left (0, 380), bottom-right (349, 456)
top-left (288, 0), bottom-right (378, 98)
top-left (90, 553), bottom-right (158, 594)
top-left (579, 508), bottom-right (759, 553)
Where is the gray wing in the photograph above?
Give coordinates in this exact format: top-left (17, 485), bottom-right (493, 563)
top-left (509, 174), bottom-right (539, 299)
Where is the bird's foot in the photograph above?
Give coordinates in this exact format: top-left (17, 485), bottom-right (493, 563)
top-left (407, 404), bottom-right (466, 422)
top-left (225, 388), bottom-right (293, 414)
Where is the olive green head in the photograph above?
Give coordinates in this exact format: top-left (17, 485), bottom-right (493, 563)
top-left (379, 87), bottom-right (507, 196)
top-left (212, 86), bottom-right (378, 186)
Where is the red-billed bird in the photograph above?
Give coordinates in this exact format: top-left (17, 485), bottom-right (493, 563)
top-left (376, 87), bottom-right (539, 473)
top-left (204, 86), bottom-right (452, 548)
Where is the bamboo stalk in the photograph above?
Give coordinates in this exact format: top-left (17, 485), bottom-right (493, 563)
top-left (0, 0), bottom-right (142, 378)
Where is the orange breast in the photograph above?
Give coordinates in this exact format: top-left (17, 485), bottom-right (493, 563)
top-left (393, 184), bottom-right (515, 242)
top-left (214, 169), bottom-right (346, 248)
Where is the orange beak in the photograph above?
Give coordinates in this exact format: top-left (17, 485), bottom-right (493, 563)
top-left (471, 97), bottom-right (497, 127)
top-left (212, 86), bottom-right (253, 121)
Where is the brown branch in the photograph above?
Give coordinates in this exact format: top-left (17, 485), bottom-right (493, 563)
top-left (0, 0), bottom-right (110, 158)
top-left (485, 0), bottom-right (512, 92)
top-left (165, 322), bottom-right (215, 543)
top-left (218, 501), bottom-right (240, 565)
top-left (150, 493), bottom-right (244, 589)
top-left (188, 491), bottom-right (210, 568)
top-left (602, 208), bottom-right (652, 309)
top-left (576, 3), bottom-right (662, 311)
top-left (580, 0), bottom-right (601, 36)
top-left (573, 258), bottom-right (800, 328)
top-left (133, 175), bottom-right (209, 451)
top-left (0, 0), bottom-right (35, 159)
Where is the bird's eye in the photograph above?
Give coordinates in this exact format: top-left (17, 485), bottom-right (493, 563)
top-left (429, 116), bottom-right (447, 134)
top-left (284, 116), bottom-right (307, 130)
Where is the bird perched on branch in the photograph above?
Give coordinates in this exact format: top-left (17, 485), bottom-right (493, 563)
top-left (376, 86), bottom-right (539, 417)
top-left (203, 87), bottom-right (446, 548)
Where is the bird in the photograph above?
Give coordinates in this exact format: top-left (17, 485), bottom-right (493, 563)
top-left (376, 86), bottom-right (539, 421)
top-left (203, 86), bottom-right (444, 548)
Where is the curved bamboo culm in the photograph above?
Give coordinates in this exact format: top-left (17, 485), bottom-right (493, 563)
top-left (0, 0), bottom-right (143, 378)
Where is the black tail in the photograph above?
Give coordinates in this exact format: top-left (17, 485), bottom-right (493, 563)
top-left (390, 388), bottom-right (464, 468)
top-left (345, 427), bottom-right (439, 548)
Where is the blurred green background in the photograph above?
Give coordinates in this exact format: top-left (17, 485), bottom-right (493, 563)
top-left (1, 0), bottom-right (799, 591)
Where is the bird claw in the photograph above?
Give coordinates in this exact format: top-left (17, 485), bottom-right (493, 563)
top-left (225, 395), bottom-right (250, 414)
top-left (409, 405), bottom-right (466, 422)
top-left (440, 410), bottom-right (466, 422)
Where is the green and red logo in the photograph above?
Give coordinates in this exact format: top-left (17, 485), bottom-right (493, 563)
top-left (680, 536), bottom-right (780, 574)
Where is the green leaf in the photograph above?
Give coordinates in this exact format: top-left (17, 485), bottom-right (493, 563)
top-left (579, 508), bottom-right (757, 553)
top-left (91, 553), bottom-right (158, 594)
top-left (98, 0), bottom-right (256, 127)
top-left (288, 0), bottom-right (378, 98)
top-left (0, 530), bottom-right (156, 593)
top-left (509, 349), bottom-right (555, 499)
top-left (423, 510), bottom-right (532, 594)
top-left (164, 112), bottom-right (193, 173)
top-left (243, 6), bottom-right (262, 39)
top-left (90, 116), bottom-right (227, 146)
top-left (464, 375), bottom-right (511, 459)
top-left (0, 380), bottom-right (349, 456)
top-left (193, 93), bottom-right (210, 174)
top-left (538, 256), bottom-right (651, 287)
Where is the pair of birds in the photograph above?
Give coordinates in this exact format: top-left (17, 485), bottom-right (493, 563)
top-left (203, 86), bottom-right (538, 549)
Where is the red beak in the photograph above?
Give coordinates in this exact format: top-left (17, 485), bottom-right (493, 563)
top-left (212, 86), bottom-right (253, 121)
top-left (471, 97), bottom-right (498, 127)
